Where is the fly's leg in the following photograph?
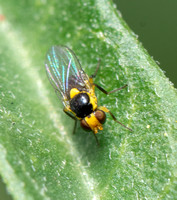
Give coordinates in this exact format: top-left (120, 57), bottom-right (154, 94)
top-left (98, 106), bottom-right (133, 132)
top-left (90, 59), bottom-right (101, 78)
top-left (72, 120), bottom-right (77, 135)
top-left (90, 60), bottom-right (128, 94)
top-left (63, 108), bottom-right (77, 134)
top-left (94, 84), bottom-right (128, 95)
top-left (90, 59), bottom-right (132, 132)
top-left (92, 132), bottom-right (99, 146)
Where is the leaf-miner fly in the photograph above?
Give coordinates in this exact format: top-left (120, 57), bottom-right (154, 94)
top-left (45, 46), bottom-right (132, 144)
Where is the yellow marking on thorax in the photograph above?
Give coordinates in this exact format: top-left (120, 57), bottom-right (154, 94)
top-left (85, 113), bottom-right (103, 134)
top-left (85, 79), bottom-right (98, 111)
top-left (70, 88), bottom-right (80, 99)
top-left (88, 93), bottom-right (97, 111)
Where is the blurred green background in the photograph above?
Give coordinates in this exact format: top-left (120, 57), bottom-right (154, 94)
top-left (0, 0), bottom-right (176, 199)
top-left (115, 0), bottom-right (177, 87)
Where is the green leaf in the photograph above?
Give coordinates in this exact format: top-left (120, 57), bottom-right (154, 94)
top-left (0, 0), bottom-right (177, 199)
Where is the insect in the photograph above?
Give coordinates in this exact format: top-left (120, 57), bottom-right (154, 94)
top-left (45, 46), bottom-right (132, 143)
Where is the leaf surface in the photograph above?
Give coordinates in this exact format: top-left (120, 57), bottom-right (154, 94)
top-left (0, 0), bottom-right (177, 199)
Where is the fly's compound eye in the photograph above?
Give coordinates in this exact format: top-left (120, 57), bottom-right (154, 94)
top-left (95, 110), bottom-right (106, 124)
top-left (80, 119), bottom-right (91, 131)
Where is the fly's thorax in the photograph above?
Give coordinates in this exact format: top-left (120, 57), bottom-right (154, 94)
top-left (69, 88), bottom-right (93, 118)
top-left (69, 88), bottom-right (97, 119)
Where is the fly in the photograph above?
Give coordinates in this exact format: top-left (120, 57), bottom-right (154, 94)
top-left (45, 46), bottom-right (132, 144)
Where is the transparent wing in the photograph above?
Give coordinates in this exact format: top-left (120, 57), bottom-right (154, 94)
top-left (45, 46), bottom-right (89, 106)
